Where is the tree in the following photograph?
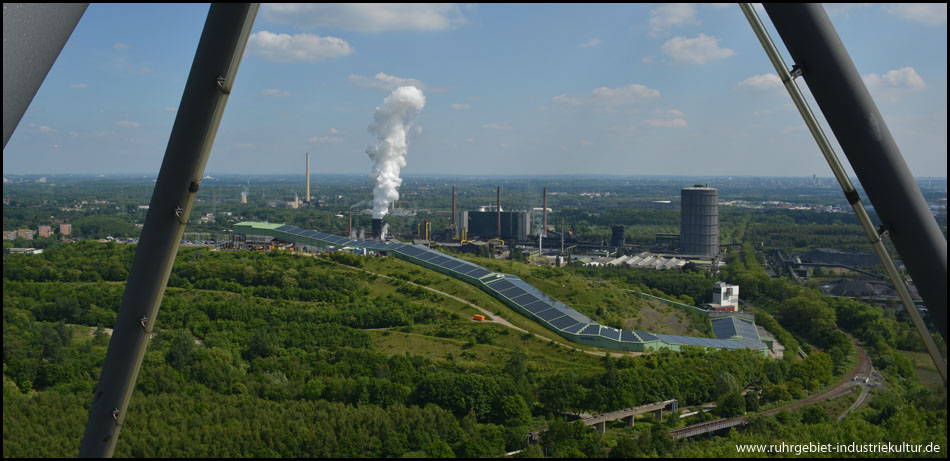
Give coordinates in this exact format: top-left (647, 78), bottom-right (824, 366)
top-left (714, 372), bottom-right (741, 400)
top-left (717, 391), bottom-right (746, 418)
top-left (496, 394), bottom-right (531, 427)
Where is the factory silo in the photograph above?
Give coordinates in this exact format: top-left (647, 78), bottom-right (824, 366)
top-left (680, 185), bottom-right (719, 257)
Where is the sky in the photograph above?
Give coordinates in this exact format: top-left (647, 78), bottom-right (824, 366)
top-left (3, 3), bottom-right (947, 177)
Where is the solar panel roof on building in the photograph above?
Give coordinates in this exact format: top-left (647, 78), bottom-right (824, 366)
top-left (601, 327), bottom-right (622, 341)
top-left (579, 324), bottom-right (600, 335)
top-left (621, 330), bottom-right (641, 342)
top-left (635, 330), bottom-right (658, 342)
top-left (563, 323), bottom-right (586, 334)
top-left (549, 316), bottom-right (581, 331)
top-left (520, 300), bottom-right (548, 314)
top-left (536, 307), bottom-right (567, 322)
top-left (711, 317), bottom-right (762, 343)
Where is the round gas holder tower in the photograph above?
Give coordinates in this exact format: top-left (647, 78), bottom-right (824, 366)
top-left (680, 185), bottom-right (719, 257)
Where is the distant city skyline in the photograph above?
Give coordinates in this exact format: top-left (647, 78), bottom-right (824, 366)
top-left (3, 3), bottom-right (947, 177)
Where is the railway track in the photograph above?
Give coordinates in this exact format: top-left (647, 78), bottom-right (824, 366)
top-left (671, 337), bottom-right (872, 440)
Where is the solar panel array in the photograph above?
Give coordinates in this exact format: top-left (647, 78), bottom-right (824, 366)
top-left (654, 334), bottom-right (752, 350)
top-left (256, 224), bottom-right (767, 354)
top-left (711, 317), bottom-right (765, 350)
top-left (392, 244), bottom-right (493, 281)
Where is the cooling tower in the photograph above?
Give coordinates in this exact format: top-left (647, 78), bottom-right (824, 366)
top-left (680, 186), bottom-right (719, 257)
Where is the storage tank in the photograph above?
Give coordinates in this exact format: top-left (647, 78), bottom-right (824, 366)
top-left (680, 186), bottom-right (719, 257)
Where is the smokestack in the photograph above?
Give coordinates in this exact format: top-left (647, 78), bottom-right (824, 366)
top-left (372, 218), bottom-right (383, 240)
top-left (497, 186), bottom-right (501, 238)
top-left (348, 212), bottom-right (352, 239)
top-left (306, 152), bottom-right (310, 204)
top-left (543, 187), bottom-right (547, 238)
top-left (452, 186), bottom-right (456, 236)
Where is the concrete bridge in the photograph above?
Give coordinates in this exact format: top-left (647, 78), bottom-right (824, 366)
top-left (581, 399), bottom-right (678, 434)
top-left (522, 399), bottom-right (679, 446)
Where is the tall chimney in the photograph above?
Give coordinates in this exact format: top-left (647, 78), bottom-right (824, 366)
top-left (452, 185), bottom-right (457, 237)
top-left (306, 152), bottom-right (310, 203)
top-left (543, 187), bottom-right (547, 238)
top-left (372, 218), bottom-right (383, 240)
top-left (348, 212), bottom-right (352, 239)
top-left (497, 186), bottom-right (501, 238)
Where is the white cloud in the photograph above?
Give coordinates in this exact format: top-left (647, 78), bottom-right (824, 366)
top-left (649, 4), bottom-right (700, 37)
top-left (824, 4), bottom-right (872, 18)
top-left (660, 34), bottom-right (736, 64)
top-left (735, 73), bottom-right (782, 90)
top-left (164, 106), bottom-right (177, 113)
top-left (260, 88), bottom-right (291, 97)
top-left (863, 67), bottom-right (927, 90)
top-left (114, 43), bottom-right (130, 50)
top-left (348, 72), bottom-right (427, 91)
top-left (644, 118), bottom-right (688, 128)
top-left (30, 124), bottom-right (56, 134)
top-left (553, 84), bottom-right (660, 106)
top-left (329, 128), bottom-right (340, 134)
top-left (114, 120), bottom-right (141, 128)
top-left (863, 67), bottom-right (928, 102)
top-left (578, 38), bottom-right (602, 48)
top-left (661, 34), bottom-right (734, 64)
top-left (654, 109), bottom-right (684, 118)
top-left (580, 139), bottom-right (595, 147)
top-left (482, 122), bottom-right (511, 130)
top-left (248, 31), bottom-right (353, 63)
top-left (308, 136), bottom-right (343, 143)
top-left (886, 4), bottom-right (947, 26)
top-left (451, 103), bottom-right (470, 110)
top-left (70, 83), bottom-right (88, 89)
top-left (260, 4), bottom-right (467, 33)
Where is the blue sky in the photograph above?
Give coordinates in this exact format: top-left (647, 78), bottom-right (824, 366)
top-left (4, 3), bottom-right (947, 177)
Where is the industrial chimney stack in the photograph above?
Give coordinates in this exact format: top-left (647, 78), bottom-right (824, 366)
top-left (496, 187), bottom-right (501, 238)
top-left (543, 187), bottom-right (547, 238)
top-left (372, 218), bottom-right (383, 240)
top-left (305, 152), bottom-right (310, 204)
top-left (452, 186), bottom-right (457, 237)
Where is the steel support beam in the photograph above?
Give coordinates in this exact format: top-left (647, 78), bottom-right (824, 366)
top-left (763, 4), bottom-right (947, 342)
top-left (2, 3), bottom-right (88, 148)
top-left (79, 4), bottom-right (258, 457)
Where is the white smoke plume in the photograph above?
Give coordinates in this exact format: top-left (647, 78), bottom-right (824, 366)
top-left (366, 85), bottom-right (425, 219)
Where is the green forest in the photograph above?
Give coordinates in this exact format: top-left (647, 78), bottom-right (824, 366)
top-left (4, 241), bottom-right (946, 457)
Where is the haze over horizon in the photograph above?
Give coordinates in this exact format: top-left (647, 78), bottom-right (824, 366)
top-left (3, 3), bottom-right (947, 177)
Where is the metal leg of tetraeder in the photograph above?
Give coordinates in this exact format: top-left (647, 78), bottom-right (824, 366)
top-left (740, 4), bottom-right (947, 385)
top-left (2, 3), bottom-right (88, 149)
top-left (79, 4), bottom-right (259, 457)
